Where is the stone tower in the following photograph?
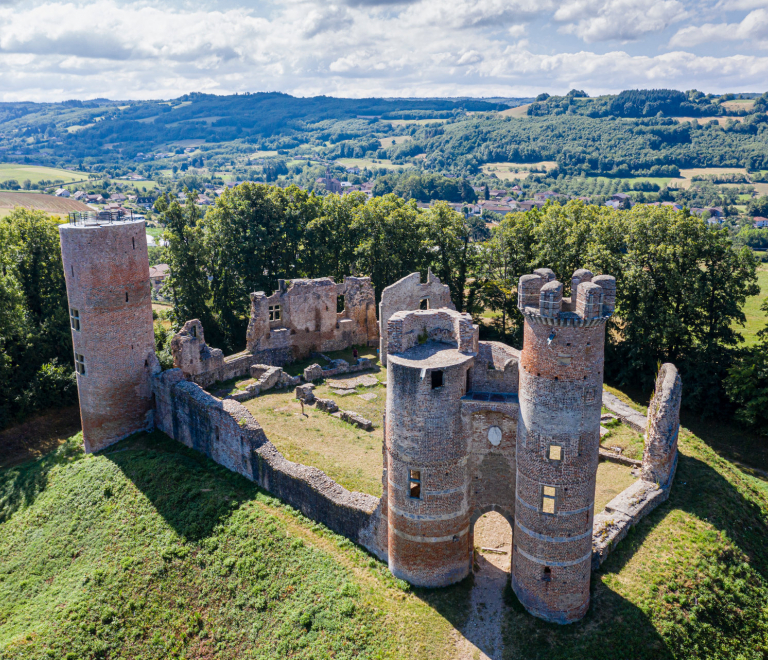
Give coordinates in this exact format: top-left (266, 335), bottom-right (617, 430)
top-left (59, 217), bottom-right (156, 453)
top-left (385, 308), bottom-right (479, 586)
top-left (512, 267), bottom-right (616, 623)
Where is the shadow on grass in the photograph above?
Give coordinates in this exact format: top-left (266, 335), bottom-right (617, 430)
top-left (681, 414), bottom-right (768, 476)
top-left (0, 433), bottom-right (84, 523)
top-left (102, 430), bottom-right (260, 543)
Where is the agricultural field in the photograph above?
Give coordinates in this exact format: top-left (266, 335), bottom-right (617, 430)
top-left (721, 99), bottom-right (756, 112)
top-left (498, 104), bottom-right (531, 118)
top-left (0, 163), bottom-right (90, 186)
top-left (669, 167), bottom-right (752, 190)
top-left (0, 192), bottom-right (92, 217)
top-left (481, 161), bottom-right (558, 181)
top-left (379, 135), bottom-right (412, 148)
top-left (737, 263), bottom-right (768, 346)
top-left (335, 157), bottom-right (414, 171)
top-left (112, 178), bottom-right (159, 190)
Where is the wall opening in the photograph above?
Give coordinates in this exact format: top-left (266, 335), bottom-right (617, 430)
top-left (466, 368), bottom-right (471, 394)
top-left (269, 304), bottom-right (281, 321)
top-left (419, 298), bottom-right (429, 310)
top-left (409, 469), bottom-right (421, 499)
top-left (75, 353), bottom-right (86, 376)
top-left (70, 308), bottom-right (80, 332)
top-left (190, 325), bottom-right (197, 338)
top-left (132, 237), bottom-right (135, 249)
top-left (431, 370), bottom-right (443, 389)
top-left (125, 292), bottom-right (129, 302)
top-left (542, 486), bottom-right (557, 514)
top-left (472, 511), bottom-right (512, 575)
top-left (337, 295), bottom-right (345, 314)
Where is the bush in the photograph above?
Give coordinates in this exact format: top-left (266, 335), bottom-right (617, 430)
top-left (15, 360), bottom-right (78, 419)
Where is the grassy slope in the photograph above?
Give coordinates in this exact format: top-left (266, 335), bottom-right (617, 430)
top-left (0, 432), bottom-right (461, 660)
top-left (1, 425), bottom-right (767, 658)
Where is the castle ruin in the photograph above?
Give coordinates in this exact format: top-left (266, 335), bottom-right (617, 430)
top-left (59, 216), bottom-right (681, 625)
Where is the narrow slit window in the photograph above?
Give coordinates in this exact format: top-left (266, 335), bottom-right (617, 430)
top-left (75, 353), bottom-right (86, 376)
top-left (409, 469), bottom-right (421, 499)
top-left (70, 308), bottom-right (80, 331)
top-left (548, 444), bottom-right (562, 461)
top-left (431, 370), bottom-right (443, 389)
top-left (465, 369), bottom-right (471, 393)
top-left (268, 304), bottom-right (281, 321)
top-left (132, 236), bottom-right (135, 249)
top-left (337, 295), bottom-right (345, 314)
top-left (419, 298), bottom-right (429, 310)
top-left (190, 325), bottom-right (197, 338)
top-left (125, 292), bottom-right (129, 302)
top-left (542, 486), bottom-right (556, 514)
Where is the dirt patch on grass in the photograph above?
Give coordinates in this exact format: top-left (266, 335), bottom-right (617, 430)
top-left (0, 406), bottom-right (81, 469)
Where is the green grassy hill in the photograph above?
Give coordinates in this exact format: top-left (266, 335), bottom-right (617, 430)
top-left (1, 424), bottom-right (767, 659)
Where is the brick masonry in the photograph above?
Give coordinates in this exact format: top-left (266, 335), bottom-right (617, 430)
top-left (59, 219), bottom-right (156, 453)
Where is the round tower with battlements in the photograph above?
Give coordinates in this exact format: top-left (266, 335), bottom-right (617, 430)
top-left (512, 267), bottom-right (615, 623)
top-left (59, 217), bottom-right (156, 453)
top-left (385, 307), bottom-right (479, 586)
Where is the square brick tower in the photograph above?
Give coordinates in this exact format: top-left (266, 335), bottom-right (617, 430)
top-left (512, 268), bottom-right (615, 623)
top-left (59, 217), bottom-right (156, 453)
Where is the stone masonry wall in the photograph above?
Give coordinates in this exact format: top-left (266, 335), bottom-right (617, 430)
top-left (379, 270), bottom-right (454, 366)
top-left (152, 369), bottom-right (387, 559)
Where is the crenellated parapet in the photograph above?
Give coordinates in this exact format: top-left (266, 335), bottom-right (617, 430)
top-left (518, 269), bottom-right (616, 328)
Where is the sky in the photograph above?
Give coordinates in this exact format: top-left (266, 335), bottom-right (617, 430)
top-left (0, 0), bottom-right (767, 102)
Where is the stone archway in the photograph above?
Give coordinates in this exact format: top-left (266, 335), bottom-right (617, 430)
top-left (470, 505), bottom-right (514, 574)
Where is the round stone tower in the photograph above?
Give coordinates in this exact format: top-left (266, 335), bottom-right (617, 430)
top-left (59, 217), bottom-right (156, 453)
top-left (385, 308), bottom-right (478, 586)
top-left (512, 267), bottom-right (615, 623)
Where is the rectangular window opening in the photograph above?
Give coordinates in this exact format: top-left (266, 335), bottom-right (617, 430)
top-left (190, 325), bottom-right (197, 338)
top-left (465, 369), bottom-right (471, 393)
top-left (542, 485), bottom-right (557, 514)
top-left (268, 304), bottom-right (281, 321)
top-left (548, 444), bottom-right (562, 461)
top-left (70, 308), bottom-right (80, 332)
top-left (75, 353), bottom-right (86, 376)
top-left (409, 469), bottom-right (421, 499)
top-left (337, 295), bottom-right (345, 314)
top-left (431, 370), bottom-right (443, 389)
top-left (419, 298), bottom-right (429, 310)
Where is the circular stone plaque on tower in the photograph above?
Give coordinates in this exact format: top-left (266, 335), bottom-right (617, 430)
top-left (487, 426), bottom-right (502, 446)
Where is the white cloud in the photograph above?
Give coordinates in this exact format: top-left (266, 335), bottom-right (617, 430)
top-left (0, 0), bottom-right (765, 101)
top-left (555, 0), bottom-right (687, 42)
top-left (669, 8), bottom-right (768, 47)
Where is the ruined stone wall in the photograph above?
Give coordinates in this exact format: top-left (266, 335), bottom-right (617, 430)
top-left (379, 270), bottom-right (454, 366)
top-left (246, 276), bottom-right (378, 363)
top-left (59, 219), bottom-right (156, 453)
top-left (171, 320), bottom-right (262, 388)
top-left (512, 268), bottom-right (616, 625)
top-left (152, 368), bottom-right (387, 559)
top-left (470, 341), bottom-right (520, 394)
top-left (643, 364), bottom-right (682, 487)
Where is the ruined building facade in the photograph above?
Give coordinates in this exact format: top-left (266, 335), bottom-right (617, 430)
top-left (171, 276), bottom-right (378, 387)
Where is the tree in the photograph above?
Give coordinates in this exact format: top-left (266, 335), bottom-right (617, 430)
top-left (483, 184), bottom-right (490, 201)
top-left (747, 196), bottom-right (768, 218)
top-left (352, 194), bottom-right (427, 302)
top-left (422, 202), bottom-right (472, 311)
top-left (0, 209), bottom-right (76, 428)
top-left (157, 194), bottom-right (218, 343)
top-left (726, 300), bottom-right (768, 434)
